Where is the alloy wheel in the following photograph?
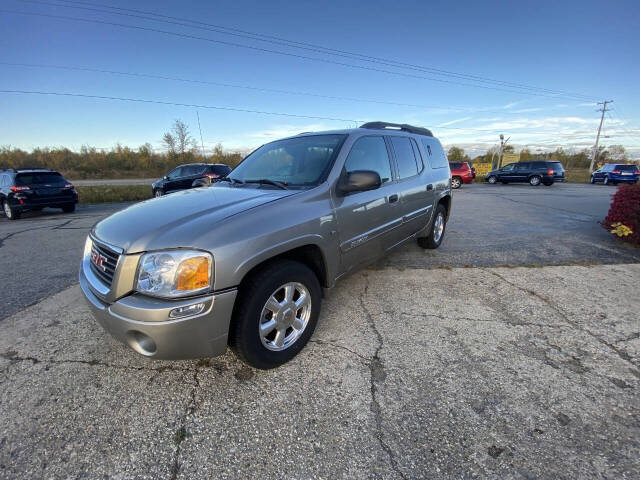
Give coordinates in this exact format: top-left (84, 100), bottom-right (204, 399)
top-left (259, 282), bottom-right (312, 351)
top-left (433, 213), bottom-right (445, 243)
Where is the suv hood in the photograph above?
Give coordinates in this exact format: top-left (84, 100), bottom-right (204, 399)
top-left (92, 185), bottom-right (297, 253)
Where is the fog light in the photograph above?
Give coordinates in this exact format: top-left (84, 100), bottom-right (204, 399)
top-left (169, 302), bottom-right (206, 319)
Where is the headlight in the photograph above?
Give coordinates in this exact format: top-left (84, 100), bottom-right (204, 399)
top-left (135, 250), bottom-right (213, 298)
top-left (83, 235), bottom-right (93, 259)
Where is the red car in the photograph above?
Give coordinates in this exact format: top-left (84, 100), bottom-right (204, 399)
top-left (449, 162), bottom-right (475, 189)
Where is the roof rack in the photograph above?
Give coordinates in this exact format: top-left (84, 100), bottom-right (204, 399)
top-left (360, 121), bottom-right (433, 137)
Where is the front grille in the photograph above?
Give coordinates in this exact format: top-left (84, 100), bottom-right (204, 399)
top-left (89, 239), bottom-right (121, 287)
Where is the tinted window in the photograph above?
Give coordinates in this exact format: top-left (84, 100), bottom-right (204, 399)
top-left (1, 174), bottom-right (8, 186)
top-left (410, 139), bottom-right (424, 172)
top-left (502, 164), bottom-right (515, 171)
top-left (616, 164), bottom-right (636, 171)
top-left (515, 163), bottom-right (530, 171)
top-left (390, 137), bottom-right (418, 179)
top-left (344, 136), bottom-right (392, 184)
top-left (449, 162), bottom-right (463, 169)
top-left (16, 172), bottom-right (66, 186)
top-left (209, 165), bottom-right (232, 176)
top-left (167, 167), bottom-right (183, 179)
top-left (185, 165), bottom-right (206, 176)
top-left (422, 139), bottom-right (448, 169)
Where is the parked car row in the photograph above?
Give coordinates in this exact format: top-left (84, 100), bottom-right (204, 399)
top-left (0, 168), bottom-right (78, 220)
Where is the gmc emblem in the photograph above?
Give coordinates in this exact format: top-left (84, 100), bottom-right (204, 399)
top-left (91, 250), bottom-right (109, 272)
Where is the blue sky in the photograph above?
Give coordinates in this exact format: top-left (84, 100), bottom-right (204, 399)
top-left (1, 0), bottom-right (639, 157)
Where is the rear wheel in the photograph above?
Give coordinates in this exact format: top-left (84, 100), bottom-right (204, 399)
top-left (451, 176), bottom-right (462, 189)
top-left (154, 189), bottom-right (163, 198)
top-left (487, 175), bottom-right (497, 184)
top-left (529, 175), bottom-right (542, 186)
top-left (604, 175), bottom-right (609, 185)
top-left (418, 204), bottom-right (447, 249)
top-left (62, 204), bottom-right (75, 213)
top-left (229, 260), bottom-right (321, 369)
top-left (3, 200), bottom-right (20, 220)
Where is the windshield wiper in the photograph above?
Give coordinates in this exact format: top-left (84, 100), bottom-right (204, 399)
top-left (217, 177), bottom-right (244, 185)
top-left (244, 179), bottom-right (288, 190)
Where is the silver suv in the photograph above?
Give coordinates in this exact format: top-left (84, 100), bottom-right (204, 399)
top-left (79, 122), bottom-right (452, 368)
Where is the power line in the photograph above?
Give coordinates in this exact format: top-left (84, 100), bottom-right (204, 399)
top-left (0, 89), bottom-right (362, 123)
top-left (2, 7), bottom-right (597, 101)
top-left (22, 0), bottom-right (598, 101)
top-left (3, 61), bottom-right (590, 117)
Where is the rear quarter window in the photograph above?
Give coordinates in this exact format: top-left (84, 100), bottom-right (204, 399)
top-left (421, 139), bottom-right (449, 169)
top-left (210, 165), bottom-right (232, 175)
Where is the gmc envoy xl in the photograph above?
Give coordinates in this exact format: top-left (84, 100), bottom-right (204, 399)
top-left (79, 122), bottom-right (452, 368)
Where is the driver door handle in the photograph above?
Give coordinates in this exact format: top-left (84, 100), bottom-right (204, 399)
top-left (388, 194), bottom-right (399, 203)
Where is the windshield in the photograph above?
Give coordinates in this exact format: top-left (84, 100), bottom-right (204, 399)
top-left (229, 134), bottom-right (346, 186)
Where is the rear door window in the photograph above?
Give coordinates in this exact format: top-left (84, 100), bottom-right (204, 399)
top-left (515, 163), bottom-right (530, 171)
top-left (344, 136), bottom-right (392, 184)
top-left (390, 137), bottom-right (419, 179)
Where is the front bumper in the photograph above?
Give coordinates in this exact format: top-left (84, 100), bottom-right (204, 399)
top-left (79, 264), bottom-right (237, 360)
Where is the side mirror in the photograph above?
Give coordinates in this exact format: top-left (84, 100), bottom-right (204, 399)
top-left (338, 170), bottom-right (382, 194)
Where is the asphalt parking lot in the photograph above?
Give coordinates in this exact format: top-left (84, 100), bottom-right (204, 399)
top-left (1, 183), bottom-right (639, 478)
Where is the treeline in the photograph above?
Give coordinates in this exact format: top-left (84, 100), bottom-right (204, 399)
top-left (0, 119), bottom-right (246, 179)
top-left (0, 144), bottom-right (245, 179)
top-left (448, 144), bottom-right (636, 170)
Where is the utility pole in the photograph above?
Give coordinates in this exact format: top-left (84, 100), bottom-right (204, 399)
top-left (196, 110), bottom-right (206, 159)
top-left (589, 100), bottom-right (613, 173)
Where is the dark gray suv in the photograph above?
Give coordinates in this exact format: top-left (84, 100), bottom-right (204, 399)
top-left (80, 122), bottom-right (452, 368)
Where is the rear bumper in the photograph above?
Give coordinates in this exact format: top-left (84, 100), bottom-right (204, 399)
top-left (10, 193), bottom-right (77, 210)
top-left (610, 175), bottom-right (639, 182)
top-left (79, 265), bottom-right (237, 360)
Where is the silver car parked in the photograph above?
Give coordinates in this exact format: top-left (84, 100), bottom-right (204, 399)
top-left (79, 122), bottom-right (452, 368)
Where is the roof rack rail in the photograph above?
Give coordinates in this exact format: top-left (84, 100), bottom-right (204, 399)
top-left (15, 167), bottom-right (53, 171)
top-left (360, 121), bottom-right (433, 137)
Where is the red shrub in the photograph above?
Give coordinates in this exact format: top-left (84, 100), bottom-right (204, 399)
top-left (603, 184), bottom-right (640, 245)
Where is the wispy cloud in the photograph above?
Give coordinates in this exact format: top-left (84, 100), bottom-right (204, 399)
top-left (437, 116), bottom-right (473, 127)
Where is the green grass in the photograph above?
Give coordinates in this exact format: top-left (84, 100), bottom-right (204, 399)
top-left (76, 185), bottom-right (152, 204)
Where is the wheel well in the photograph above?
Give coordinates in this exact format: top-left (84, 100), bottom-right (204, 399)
top-left (240, 244), bottom-right (328, 289)
top-left (438, 195), bottom-right (452, 219)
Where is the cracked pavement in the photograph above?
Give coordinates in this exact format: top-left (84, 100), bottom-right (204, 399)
top-left (1, 264), bottom-right (639, 478)
top-left (1, 184), bottom-right (639, 478)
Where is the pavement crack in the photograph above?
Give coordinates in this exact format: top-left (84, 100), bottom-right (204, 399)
top-left (308, 339), bottom-right (370, 363)
top-left (483, 268), bottom-right (638, 368)
top-left (360, 275), bottom-right (407, 480)
top-left (169, 365), bottom-right (201, 480)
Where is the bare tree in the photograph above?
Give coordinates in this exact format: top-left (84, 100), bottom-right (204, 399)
top-left (162, 132), bottom-right (177, 156)
top-left (162, 120), bottom-right (196, 158)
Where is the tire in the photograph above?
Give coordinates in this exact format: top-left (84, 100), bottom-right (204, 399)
top-left (603, 176), bottom-right (609, 185)
top-left (487, 176), bottom-right (497, 184)
top-left (62, 204), bottom-right (75, 213)
top-left (418, 204), bottom-right (447, 250)
top-left (451, 177), bottom-right (462, 189)
top-left (154, 189), bottom-right (163, 198)
top-left (529, 175), bottom-right (542, 186)
top-left (543, 180), bottom-right (554, 186)
top-left (229, 260), bottom-right (321, 369)
top-left (3, 200), bottom-right (20, 220)
top-left (590, 175), bottom-right (596, 184)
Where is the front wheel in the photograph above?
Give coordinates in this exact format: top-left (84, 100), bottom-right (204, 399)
top-left (418, 204), bottom-right (447, 250)
top-left (154, 189), bottom-right (163, 198)
top-left (3, 201), bottom-right (20, 220)
top-left (229, 260), bottom-right (321, 369)
top-left (604, 176), bottom-right (609, 185)
top-left (529, 175), bottom-right (542, 186)
top-left (451, 177), bottom-right (462, 189)
top-left (487, 176), bottom-right (497, 184)
top-left (590, 175), bottom-right (596, 184)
